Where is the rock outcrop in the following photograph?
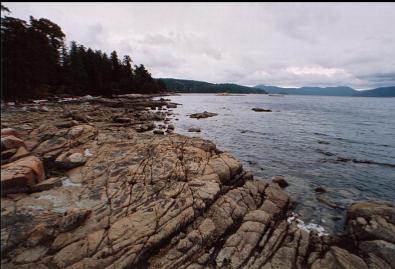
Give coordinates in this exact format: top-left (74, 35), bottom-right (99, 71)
top-left (252, 108), bottom-right (272, 112)
top-left (190, 111), bottom-right (218, 119)
top-left (1, 95), bottom-right (393, 269)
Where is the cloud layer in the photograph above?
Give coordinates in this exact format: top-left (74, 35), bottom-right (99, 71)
top-left (4, 2), bottom-right (395, 89)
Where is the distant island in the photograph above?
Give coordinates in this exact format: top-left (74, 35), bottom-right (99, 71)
top-left (161, 78), bottom-right (395, 97)
top-left (160, 78), bottom-right (266, 94)
top-left (255, 85), bottom-right (395, 97)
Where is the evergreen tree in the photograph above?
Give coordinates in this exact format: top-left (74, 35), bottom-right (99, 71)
top-left (1, 6), bottom-right (166, 100)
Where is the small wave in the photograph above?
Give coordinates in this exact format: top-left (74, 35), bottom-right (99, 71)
top-left (314, 132), bottom-right (329, 137)
top-left (316, 149), bottom-right (335, 156)
top-left (319, 156), bottom-right (395, 168)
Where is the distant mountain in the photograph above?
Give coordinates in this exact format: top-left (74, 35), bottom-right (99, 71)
top-left (255, 85), bottom-right (395, 97)
top-left (355, 86), bottom-right (395, 97)
top-left (255, 85), bottom-right (358, 96)
top-left (161, 78), bottom-right (266, 94)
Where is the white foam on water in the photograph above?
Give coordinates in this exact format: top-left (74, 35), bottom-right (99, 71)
top-left (287, 213), bottom-right (328, 237)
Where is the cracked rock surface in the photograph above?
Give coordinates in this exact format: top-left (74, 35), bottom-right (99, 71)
top-left (1, 95), bottom-right (394, 269)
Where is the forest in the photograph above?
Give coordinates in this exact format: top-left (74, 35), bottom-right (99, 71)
top-left (1, 5), bottom-right (166, 101)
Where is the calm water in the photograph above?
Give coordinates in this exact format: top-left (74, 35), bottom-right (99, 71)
top-left (166, 94), bottom-right (395, 233)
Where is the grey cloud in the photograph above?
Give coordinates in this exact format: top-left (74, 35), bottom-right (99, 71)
top-left (4, 2), bottom-right (395, 89)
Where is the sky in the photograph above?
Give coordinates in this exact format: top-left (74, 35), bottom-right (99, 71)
top-left (3, 2), bottom-right (395, 89)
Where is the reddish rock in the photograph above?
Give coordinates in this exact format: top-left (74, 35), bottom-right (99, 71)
top-left (1, 128), bottom-right (21, 138)
top-left (1, 156), bottom-right (45, 195)
top-left (1, 135), bottom-right (26, 150)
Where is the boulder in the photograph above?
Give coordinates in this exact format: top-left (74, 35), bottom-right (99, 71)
top-left (272, 175), bottom-right (289, 188)
top-left (1, 156), bottom-right (45, 194)
top-left (315, 186), bottom-right (327, 193)
top-left (188, 127), bottom-right (201, 132)
top-left (55, 152), bottom-right (87, 169)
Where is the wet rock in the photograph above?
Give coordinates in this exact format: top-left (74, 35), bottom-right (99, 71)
top-left (252, 107), bottom-right (272, 112)
top-left (337, 156), bottom-right (352, 162)
top-left (1, 156), bottom-right (45, 195)
top-left (316, 194), bottom-right (344, 209)
top-left (188, 127), bottom-right (201, 132)
top-left (315, 186), bottom-right (327, 193)
top-left (271, 175), bottom-right (289, 188)
top-left (167, 124), bottom-right (175, 130)
top-left (189, 111), bottom-right (218, 119)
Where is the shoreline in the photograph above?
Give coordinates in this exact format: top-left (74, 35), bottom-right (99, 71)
top-left (1, 95), bottom-right (394, 268)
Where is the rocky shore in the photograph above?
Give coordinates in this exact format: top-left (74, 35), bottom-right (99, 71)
top-left (1, 95), bottom-right (394, 269)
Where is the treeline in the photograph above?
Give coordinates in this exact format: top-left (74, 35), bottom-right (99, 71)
top-left (1, 5), bottom-right (166, 101)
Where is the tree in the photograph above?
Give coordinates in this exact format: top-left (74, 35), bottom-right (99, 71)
top-left (1, 9), bottom-right (166, 100)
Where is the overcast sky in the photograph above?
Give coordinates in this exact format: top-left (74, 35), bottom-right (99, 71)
top-left (4, 2), bottom-right (395, 89)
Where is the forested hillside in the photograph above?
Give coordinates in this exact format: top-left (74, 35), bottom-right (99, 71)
top-left (161, 78), bottom-right (266, 94)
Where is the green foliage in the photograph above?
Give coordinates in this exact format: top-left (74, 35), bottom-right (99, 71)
top-left (1, 9), bottom-right (166, 100)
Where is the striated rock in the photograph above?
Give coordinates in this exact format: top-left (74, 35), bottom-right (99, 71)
top-left (1, 96), bottom-right (394, 269)
top-left (1, 156), bottom-right (45, 194)
top-left (190, 111), bottom-right (218, 119)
